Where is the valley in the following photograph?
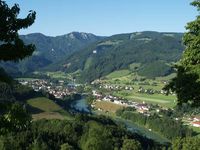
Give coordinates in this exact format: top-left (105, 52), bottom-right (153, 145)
top-left (1, 30), bottom-right (196, 149)
top-left (15, 69), bottom-right (200, 144)
top-left (1, 0), bottom-right (200, 149)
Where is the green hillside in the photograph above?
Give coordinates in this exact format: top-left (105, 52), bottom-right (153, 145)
top-left (0, 32), bottom-right (103, 76)
top-left (60, 31), bottom-right (184, 82)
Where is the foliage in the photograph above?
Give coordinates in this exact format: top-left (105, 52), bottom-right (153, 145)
top-left (138, 61), bottom-right (172, 78)
top-left (0, 115), bottom-right (162, 150)
top-left (0, 68), bottom-right (12, 83)
top-left (80, 121), bottom-right (113, 150)
top-left (116, 109), bottom-right (194, 140)
top-left (61, 143), bottom-right (75, 150)
top-left (121, 139), bottom-right (142, 150)
top-left (164, 1), bottom-right (200, 107)
top-left (0, 102), bottom-right (31, 134)
top-left (172, 137), bottom-right (200, 150)
top-left (0, 0), bottom-right (36, 62)
top-left (0, 81), bottom-right (15, 102)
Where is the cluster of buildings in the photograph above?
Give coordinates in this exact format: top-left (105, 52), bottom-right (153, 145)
top-left (188, 116), bottom-right (200, 128)
top-left (92, 90), bottom-right (200, 128)
top-left (92, 90), bottom-right (150, 114)
top-left (19, 79), bottom-right (76, 99)
top-left (98, 83), bottom-right (174, 95)
top-left (99, 84), bottom-right (133, 91)
top-left (138, 87), bottom-right (175, 95)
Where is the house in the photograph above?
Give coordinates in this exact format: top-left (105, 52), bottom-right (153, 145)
top-left (93, 50), bottom-right (97, 54)
top-left (193, 116), bottom-right (200, 121)
top-left (192, 121), bottom-right (200, 127)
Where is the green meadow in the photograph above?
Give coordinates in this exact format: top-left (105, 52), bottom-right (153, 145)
top-left (27, 97), bottom-right (71, 120)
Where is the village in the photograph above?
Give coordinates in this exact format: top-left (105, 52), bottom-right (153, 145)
top-left (91, 89), bottom-right (200, 128)
top-left (92, 89), bottom-right (158, 114)
top-left (98, 83), bottom-right (174, 95)
top-left (18, 79), bottom-right (77, 99)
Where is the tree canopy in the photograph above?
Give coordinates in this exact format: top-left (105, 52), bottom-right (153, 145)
top-left (0, 0), bottom-right (36, 62)
top-left (0, 0), bottom-right (35, 135)
top-left (164, 0), bottom-right (200, 107)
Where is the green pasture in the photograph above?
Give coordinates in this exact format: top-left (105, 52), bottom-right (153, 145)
top-left (113, 90), bottom-right (176, 108)
top-left (106, 69), bottom-right (131, 79)
top-left (27, 97), bottom-right (70, 120)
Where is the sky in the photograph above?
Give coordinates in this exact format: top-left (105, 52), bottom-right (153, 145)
top-left (6, 0), bottom-right (198, 36)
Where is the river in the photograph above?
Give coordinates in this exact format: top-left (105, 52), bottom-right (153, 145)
top-left (70, 97), bottom-right (91, 113)
top-left (70, 98), bottom-right (170, 145)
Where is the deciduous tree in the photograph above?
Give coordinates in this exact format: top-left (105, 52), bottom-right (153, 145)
top-left (0, 0), bottom-right (36, 62)
top-left (164, 0), bottom-right (200, 107)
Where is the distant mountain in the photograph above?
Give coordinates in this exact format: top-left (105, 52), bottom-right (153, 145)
top-left (0, 32), bottom-right (104, 75)
top-left (57, 31), bottom-right (184, 82)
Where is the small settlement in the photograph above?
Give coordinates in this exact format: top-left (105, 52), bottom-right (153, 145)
top-left (19, 79), bottom-right (77, 99)
top-left (91, 90), bottom-right (150, 114)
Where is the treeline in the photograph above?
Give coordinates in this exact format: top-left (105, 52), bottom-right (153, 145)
top-left (0, 81), bottom-right (35, 103)
top-left (172, 137), bottom-right (200, 150)
top-left (116, 109), bottom-right (194, 140)
top-left (0, 114), bottom-right (166, 150)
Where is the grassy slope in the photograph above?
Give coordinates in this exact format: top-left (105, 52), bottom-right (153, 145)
top-left (102, 70), bottom-right (177, 108)
top-left (106, 69), bottom-right (131, 79)
top-left (27, 97), bottom-right (70, 120)
top-left (113, 91), bottom-right (176, 108)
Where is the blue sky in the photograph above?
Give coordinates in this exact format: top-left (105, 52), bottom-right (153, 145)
top-left (6, 0), bottom-right (198, 36)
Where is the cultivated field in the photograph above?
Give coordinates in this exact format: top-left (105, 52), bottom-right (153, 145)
top-left (101, 70), bottom-right (177, 108)
top-left (113, 91), bottom-right (176, 108)
top-left (94, 101), bottom-right (125, 112)
top-left (27, 97), bottom-right (70, 120)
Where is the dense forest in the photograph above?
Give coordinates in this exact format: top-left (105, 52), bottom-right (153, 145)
top-left (0, 115), bottom-right (166, 150)
top-left (116, 108), bottom-right (194, 140)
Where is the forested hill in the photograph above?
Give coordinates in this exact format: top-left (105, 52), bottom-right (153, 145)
top-left (0, 32), bottom-right (104, 76)
top-left (56, 31), bottom-right (184, 82)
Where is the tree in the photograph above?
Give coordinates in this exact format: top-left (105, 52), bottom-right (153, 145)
top-left (0, 0), bottom-right (36, 62)
top-left (0, 102), bottom-right (31, 134)
top-left (60, 143), bottom-right (74, 150)
top-left (121, 139), bottom-right (142, 150)
top-left (164, 0), bottom-right (200, 107)
top-left (80, 122), bottom-right (113, 150)
top-left (0, 0), bottom-right (35, 134)
top-left (172, 137), bottom-right (200, 150)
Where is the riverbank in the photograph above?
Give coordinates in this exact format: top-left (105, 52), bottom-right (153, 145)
top-left (70, 98), bottom-right (170, 145)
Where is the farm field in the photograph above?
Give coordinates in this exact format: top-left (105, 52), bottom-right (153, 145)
top-left (27, 97), bottom-right (70, 120)
top-left (45, 71), bottom-right (69, 79)
top-left (94, 101), bottom-right (125, 113)
top-left (33, 71), bottom-right (72, 80)
top-left (113, 91), bottom-right (176, 108)
top-left (101, 70), bottom-right (177, 108)
top-left (16, 78), bottom-right (38, 81)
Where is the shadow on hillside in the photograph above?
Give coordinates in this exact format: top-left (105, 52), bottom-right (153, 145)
top-left (26, 104), bottom-right (44, 114)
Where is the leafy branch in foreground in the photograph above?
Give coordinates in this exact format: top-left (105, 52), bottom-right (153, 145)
top-left (164, 0), bottom-right (200, 107)
top-left (0, 0), bottom-right (36, 62)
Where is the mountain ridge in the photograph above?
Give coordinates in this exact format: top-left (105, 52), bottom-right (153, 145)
top-left (0, 32), bottom-right (104, 75)
top-left (56, 31), bottom-right (184, 82)
top-left (1, 31), bottom-right (184, 81)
